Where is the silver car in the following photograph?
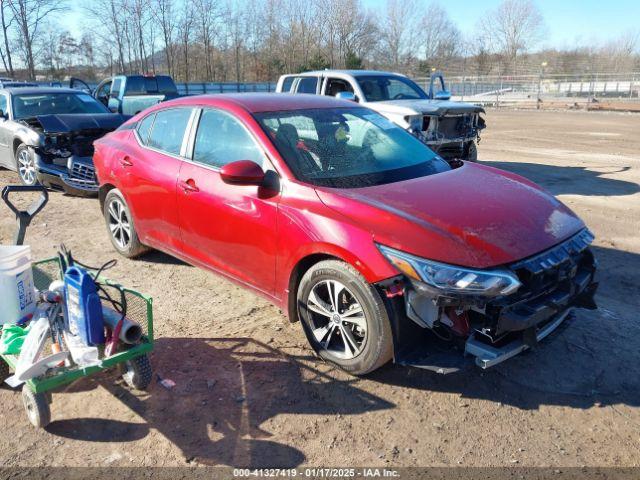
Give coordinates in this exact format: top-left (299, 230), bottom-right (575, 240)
top-left (0, 87), bottom-right (127, 196)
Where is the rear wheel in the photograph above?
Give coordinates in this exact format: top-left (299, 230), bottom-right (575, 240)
top-left (22, 385), bottom-right (51, 428)
top-left (121, 354), bottom-right (152, 390)
top-left (104, 188), bottom-right (147, 258)
top-left (15, 144), bottom-right (39, 186)
top-left (297, 260), bottom-right (393, 375)
top-left (0, 359), bottom-right (9, 384)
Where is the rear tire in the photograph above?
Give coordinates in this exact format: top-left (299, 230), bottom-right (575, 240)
top-left (297, 260), bottom-right (393, 375)
top-left (104, 188), bottom-right (147, 258)
top-left (15, 144), bottom-right (39, 186)
top-left (22, 385), bottom-right (51, 428)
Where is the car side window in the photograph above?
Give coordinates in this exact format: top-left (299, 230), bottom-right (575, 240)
top-left (193, 109), bottom-right (267, 169)
top-left (325, 78), bottom-right (354, 96)
top-left (281, 77), bottom-right (295, 93)
top-left (111, 78), bottom-right (122, 97)
top-left (295, 77), bottom-right (318, 94)
top-left (136, 113), bottom-right (156, 145)
top-left (147, 108), bottom-right (192, 156)
top-left (0, 94), bottom-right (7, 116)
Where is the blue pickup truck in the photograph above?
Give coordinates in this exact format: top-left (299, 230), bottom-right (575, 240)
top-left (70, 75), bottom-right (179, 116)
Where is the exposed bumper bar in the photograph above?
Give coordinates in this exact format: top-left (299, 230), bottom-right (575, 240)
top-left (464, 308), bottom-right (573, 369)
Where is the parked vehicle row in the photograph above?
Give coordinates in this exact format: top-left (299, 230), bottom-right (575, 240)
top-left (0, 73), bottom-right (598, 375)
top-left (91, 93), bottom-right (598, 375)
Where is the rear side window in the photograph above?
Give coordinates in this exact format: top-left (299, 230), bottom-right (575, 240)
top-left (281, 77), bottom-right (294, 93)
top-left (193, 109), bottom-right (266, 169)
top-left (136, 113), bottom-right (156, 144)
top-left (296, 77), bottom-right (318, 94)
top-left (124, 76), bottom-right (145, 95)
top-left (148, 108), bottom-right (192, 156)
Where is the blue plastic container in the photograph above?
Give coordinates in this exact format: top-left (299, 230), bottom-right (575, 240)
top-left (64, 266), bottom-right (105, 346)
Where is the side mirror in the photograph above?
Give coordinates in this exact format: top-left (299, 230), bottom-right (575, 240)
top-left (220, 160), bottom-right (265, 186)
top-left (434, 90), bottom-right (451, 101)
top-left (335, 91), bottom-right (357, 102)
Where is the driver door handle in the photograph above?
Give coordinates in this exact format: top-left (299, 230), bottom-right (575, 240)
top-left (179, 179), bottom-right (199, 193)
top-left (120, 156), bottom-right (133, 167)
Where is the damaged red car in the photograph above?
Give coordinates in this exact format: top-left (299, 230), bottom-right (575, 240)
top-left (93, 94), bottom-right (598, 375)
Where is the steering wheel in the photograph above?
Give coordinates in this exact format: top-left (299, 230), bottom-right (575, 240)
top-left (392, 93), bottom-right (410, 100)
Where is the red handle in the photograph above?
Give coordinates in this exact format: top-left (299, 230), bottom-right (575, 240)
top-left (179, 179), bottom-right (199, 193)
top-left (120, 156), bottom-right (133, 167)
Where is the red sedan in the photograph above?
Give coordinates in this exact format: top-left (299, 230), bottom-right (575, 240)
top-left (93, 94), bottom-right (597, 375)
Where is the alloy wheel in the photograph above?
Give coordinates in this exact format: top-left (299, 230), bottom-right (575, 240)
top-left (107, 198), bottom-right (132, 249)
top-left (17, 149), bottom-right (36, 185)
top-left (306, 280), bottom-right (367, 359)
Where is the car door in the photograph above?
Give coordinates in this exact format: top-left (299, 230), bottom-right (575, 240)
top-left (176, 108), bottom-right (281, 295)
top-left (0, 93), bottom-right (10, 168)
top-left (118, 107), bottom-right (195, 252)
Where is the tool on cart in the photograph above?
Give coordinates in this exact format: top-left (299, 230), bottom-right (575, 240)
top-left (1, 185), bottom-right (154, 429)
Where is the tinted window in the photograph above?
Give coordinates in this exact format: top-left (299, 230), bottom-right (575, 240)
top-left (281, 77), bottom-right (294, 93)
top-left (12, 93), bottom-right (109, 119)
top-left (193, 109), bottom-right (266, 169)
top-left (296, 77), bottom-right (318, 94)
top-left (0, 94), bottom-right (7, 115)
top-left (256, 107), bottom-right (449, 188)
top-left (156, 76), bottom-right (178, 94)
top-left (356, 76), bottom-right (427, 102)
top-left (148, 108), bottom-right (192, 155)
top-left (124, 76), bottom-right (144, 95)
top-left (136, 113), bottom-right (156, 144)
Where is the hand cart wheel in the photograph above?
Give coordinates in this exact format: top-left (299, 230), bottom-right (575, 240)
top-left (22, 385), bottom-right (51, 428)
top-left (121, 354), bottom-right (152, 390)
top-left (0, 359), bottom-right (9, 384)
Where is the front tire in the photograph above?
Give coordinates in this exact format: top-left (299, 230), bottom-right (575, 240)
top-left (103, 188), bottom-right (147, 258)
top-left (22, 385), bottom-right (51, 428)
top-left (465, 141), bottom-right (478, 162)
top-left (297, 260), bottom-right (393, 375)
top-left (121, 354), bottom-right (152, 390)
top-left (15, 144), bottom-right (39, 186)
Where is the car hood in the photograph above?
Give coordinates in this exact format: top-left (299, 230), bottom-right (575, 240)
top-left (315, 162), bottom-right (586, 268)
top-left (368, 99), bottom-right (484, 117)
top-left (28, 113), bottom-right (129, 134)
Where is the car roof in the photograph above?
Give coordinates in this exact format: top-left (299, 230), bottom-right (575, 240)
top-left (1, 87), bottom-right (86, 95)
top-left (165, 93), bottom-right (359, 113)
top-left (288, 70), bottom-right (406, 78)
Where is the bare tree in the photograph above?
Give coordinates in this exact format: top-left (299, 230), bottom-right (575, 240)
top-left (379, 0), bottom-right (416, 69)
top-left (478, 0), bottom-right (544, 74)
top-left (0, 0), bottom-right (14, 76)
top-left (8, 0), bottom-right (66, 79)
top-left (417, 2), bottom-right (460, 70)
top-left (177, 0), bottom-right (194, 82)
top-left (153, 0), bottom-right (176, 76)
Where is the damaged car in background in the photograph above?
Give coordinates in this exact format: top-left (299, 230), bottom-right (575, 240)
top-left (0, 87), bottom-right (128, 196)
top-left (276, 70), bottom-right (485, 161)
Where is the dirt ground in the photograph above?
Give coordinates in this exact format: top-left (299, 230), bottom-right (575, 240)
top-left (0, 109), bottom-right (639, 469)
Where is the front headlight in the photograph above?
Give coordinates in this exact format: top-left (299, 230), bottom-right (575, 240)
top-left (377, 244), bottom-right (521, 297)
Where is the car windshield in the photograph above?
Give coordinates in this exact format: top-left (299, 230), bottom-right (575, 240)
top-left (12, 92), bottom-right (109, 119)
top-left (255, 107), bottom-right (450, 188)
top-left (356, 76), bottom-right (428, 102)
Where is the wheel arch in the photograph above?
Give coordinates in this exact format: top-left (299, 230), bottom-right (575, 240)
top-left (99, 183), bottom-right (117, 211)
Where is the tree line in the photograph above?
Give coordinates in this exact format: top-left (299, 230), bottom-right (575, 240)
top-left (1, 0), bottom-right (639, 82)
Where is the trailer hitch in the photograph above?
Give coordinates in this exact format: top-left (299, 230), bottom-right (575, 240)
top-left (2, 185), bottom-right (49, 246)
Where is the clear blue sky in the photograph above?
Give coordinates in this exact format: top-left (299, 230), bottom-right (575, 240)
top-left (63, 0), bottom-right (639, 49)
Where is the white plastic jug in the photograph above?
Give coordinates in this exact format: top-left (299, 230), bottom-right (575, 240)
top-left (0, 245), bottom-right (36, 325)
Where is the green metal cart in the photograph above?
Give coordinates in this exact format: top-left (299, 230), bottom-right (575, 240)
top-left (0, 185), bottom-right (154, 428)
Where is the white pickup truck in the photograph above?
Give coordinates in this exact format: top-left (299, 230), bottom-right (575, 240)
top-left (276, 70), bottom-right (485, 161)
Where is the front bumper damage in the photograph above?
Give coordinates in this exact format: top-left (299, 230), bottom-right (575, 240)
top-left (36, 155), bottom-right (98, 197)
top-left (381, 229), bottom-right (598, 373)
